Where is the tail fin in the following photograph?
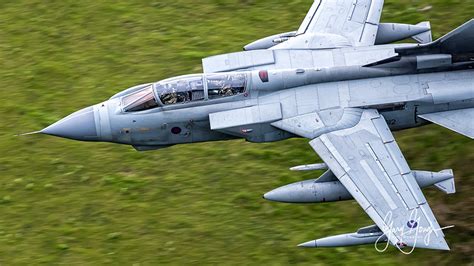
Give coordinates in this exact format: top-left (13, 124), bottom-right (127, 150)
top-left (434, 19), bottom-right (474, 54)
top-left (434, 169), bottom-right (456, 194)
top-left (397, 19), bottom-right (474, 55)
top-left (412, 21), bottom-right (432, 44)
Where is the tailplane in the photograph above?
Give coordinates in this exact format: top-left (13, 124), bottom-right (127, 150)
top-left (418, 108), bottom-right (474, 140)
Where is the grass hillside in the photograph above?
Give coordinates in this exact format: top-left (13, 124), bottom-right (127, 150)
top-left (1, 0), bottom-right (473, 264)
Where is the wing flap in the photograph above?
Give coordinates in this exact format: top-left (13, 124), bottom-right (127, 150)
top-left (366, 0), bottom-right (384, 25)
top-left (365, 141), bottom-right (419, 210)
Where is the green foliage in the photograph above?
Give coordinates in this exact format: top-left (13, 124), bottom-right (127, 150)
top-left (0, 0), bottom-right (473, 264)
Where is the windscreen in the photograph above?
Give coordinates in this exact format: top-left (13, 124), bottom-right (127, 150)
top-left (122, 86), bottom-right (159, 112)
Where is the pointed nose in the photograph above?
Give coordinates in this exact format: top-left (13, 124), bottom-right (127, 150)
top-left (42, 106), bottom-right (99, 141)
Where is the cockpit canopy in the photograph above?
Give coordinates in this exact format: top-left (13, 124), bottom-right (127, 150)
top-left (122, 73), bottom-right (248, 112)
top-left (156, 75), bottom-right (205, 105)
top-left (206, 73), bottom-right (246, 100)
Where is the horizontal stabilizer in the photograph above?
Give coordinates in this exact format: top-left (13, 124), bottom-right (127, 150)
top-left (418, 108), bottom-right (474, 139)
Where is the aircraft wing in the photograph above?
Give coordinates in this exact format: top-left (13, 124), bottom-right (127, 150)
top-left (276, 109), bottom-right (450, 250)
top-left (280, 0), bottom-right (384, 47)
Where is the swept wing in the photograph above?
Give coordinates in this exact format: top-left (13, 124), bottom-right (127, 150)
top-left (274, 109), bottom-right (450, 250)
top-left (274, 0), bottom-right (385, 48)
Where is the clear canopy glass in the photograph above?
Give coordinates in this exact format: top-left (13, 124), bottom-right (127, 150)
top-left (156, 73), bottom-right (247, 106)
top-left (207, 73), bottom-right (246, 99)
top-left (156, 75), bottom-right (205, 105)
top-left (122, 85), bottom-right (158, 112)
top-left (121, 73), bottom-right (248, 111)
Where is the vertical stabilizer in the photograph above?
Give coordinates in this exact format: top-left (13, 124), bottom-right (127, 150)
top-left (397, 19), bottom-right (474, 55)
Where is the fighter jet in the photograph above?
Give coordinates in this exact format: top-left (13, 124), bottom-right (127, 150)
top-left (30, 0), bottom-right (473, 251)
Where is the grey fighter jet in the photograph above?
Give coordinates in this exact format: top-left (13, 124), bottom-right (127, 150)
top-left (31, 0), bottom-right (473, 251)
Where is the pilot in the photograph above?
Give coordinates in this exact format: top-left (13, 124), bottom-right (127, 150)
top-left (220, 85), bottom-right (234, 96)
top-left (161, 92), bottom-right (178, 105)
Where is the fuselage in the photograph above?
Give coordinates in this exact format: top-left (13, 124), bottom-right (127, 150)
top-left (41, 43), bottom-right (474, 150)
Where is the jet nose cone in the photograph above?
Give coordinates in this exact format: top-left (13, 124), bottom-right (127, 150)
top-left (42, 106), bottom-right (99, 141)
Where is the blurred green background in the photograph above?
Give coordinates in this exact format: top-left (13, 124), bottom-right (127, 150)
top-left (1, 0), bottom-right (473, 265)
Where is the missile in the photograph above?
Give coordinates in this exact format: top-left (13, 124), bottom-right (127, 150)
top-left (298, 225), bottom-right (387, 248)
top-left (290, 163), bottom-right (328, 171)
top-left (264, 169), bottom-right (454, 203)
